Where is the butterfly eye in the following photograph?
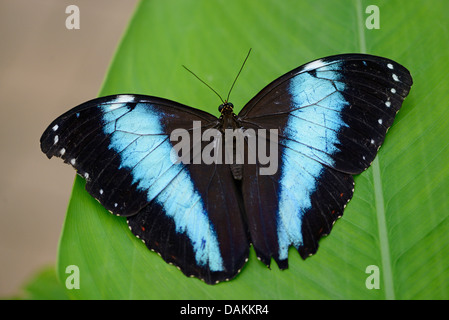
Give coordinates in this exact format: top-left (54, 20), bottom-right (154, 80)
top-left (219, 102), bottom-right (234, 113)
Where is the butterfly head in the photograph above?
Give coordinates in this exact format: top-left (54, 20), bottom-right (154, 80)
top-left (218, 102), bottom-right (234, 114)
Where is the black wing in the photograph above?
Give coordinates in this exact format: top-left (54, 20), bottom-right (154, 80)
top-left (237, 54), bottom-right (412, 267)
top-left (41, 94), bottom-right (249, 284)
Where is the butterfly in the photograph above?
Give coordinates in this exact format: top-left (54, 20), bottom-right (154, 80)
top-left (41, 53), bottom-right (412, 284)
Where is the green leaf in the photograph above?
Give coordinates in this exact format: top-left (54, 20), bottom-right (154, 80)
top-left (57, 0), bottom-right (449, 299)
top-left (12, 266), bottom-right (69, 300)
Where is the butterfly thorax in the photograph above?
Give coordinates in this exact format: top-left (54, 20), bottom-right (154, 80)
top-left (218, 102), bottom-right (244, 180)
top-left (218, 102), bottom-right (240, 131)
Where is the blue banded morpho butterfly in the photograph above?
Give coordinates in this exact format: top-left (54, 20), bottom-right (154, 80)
top-left (41, 52), bottom-right (412, 284)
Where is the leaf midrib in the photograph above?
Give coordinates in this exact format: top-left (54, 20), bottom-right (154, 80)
top-left (356, 0), bottom-right (395, 300)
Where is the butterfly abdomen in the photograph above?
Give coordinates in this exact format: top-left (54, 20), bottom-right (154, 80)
top-left (230, 163), bottom-right (243, 180)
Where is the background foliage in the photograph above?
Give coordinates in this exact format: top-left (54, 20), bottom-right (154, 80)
top-left (28, 0), bottom-right (449, 299)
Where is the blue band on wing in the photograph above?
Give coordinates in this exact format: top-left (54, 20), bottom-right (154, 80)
top-left (100, 96), bottom-right (224, 271)
top-left (277, 62), bottom-right (348, 259)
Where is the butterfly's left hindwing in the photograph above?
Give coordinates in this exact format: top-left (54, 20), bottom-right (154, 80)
top-left (127, 158), bottom-right (249, 283)
top-left (40, 94), bottom-right (249, 284)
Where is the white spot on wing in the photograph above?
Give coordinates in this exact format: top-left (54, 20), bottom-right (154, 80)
top-left (391, 88), bottom-right (396, 94)
top-left (302, 59), bottom-right (326, 72)
top-left (387, 63), bottom-right (394, 69)
top-left (385, 101), bottom-right (391, 107)
top-left (108, 95), bottom-right (135, 110)
top-left (392, 74), bottom-right (399, 82)
top-left (70, 158), bottom-right (76, 165)
top-left (52, 124), bottom-right (59, 131)
top-left (59, 148), bottom-right (66, 155)
top-left (378, 119), bottom-right (383, 125)
top-left (117, 95), bottom-right (135, 103)
top-left (53, 135), bottom-right (59, 145)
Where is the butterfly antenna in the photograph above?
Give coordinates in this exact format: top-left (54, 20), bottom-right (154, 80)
top-left (226, 48), bottom-right (252, 103)
top-left (182, 65), bottom-right (225, 104)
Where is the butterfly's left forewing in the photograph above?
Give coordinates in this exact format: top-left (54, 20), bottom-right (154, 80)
top-left (238, 54), bottom-right (412, 266)
top-left (41, 94), bottom-right (249, 284)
